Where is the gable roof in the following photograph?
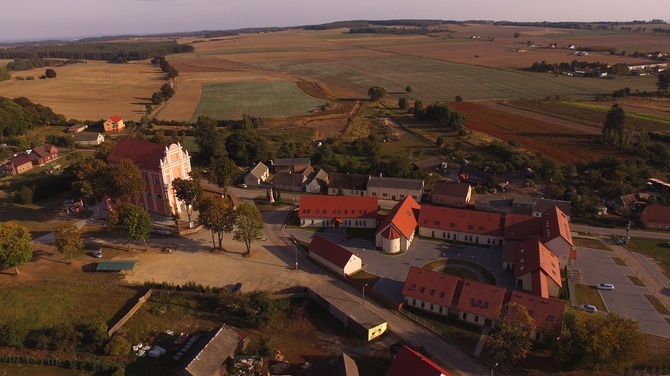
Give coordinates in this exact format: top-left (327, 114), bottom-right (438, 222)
top-left (248, 162), bottom-right (269, 178)
top-left (308, 235), bottom-right (356, 269)
top-left (299, 195), bottom-right (378, 219)
top-left (181, 325), bottom-right (242, 376)
top-left (273, 157), bottom-right (311, 166)
top-left (642, 205), bottom-right (670, 224)
top-left (31, 144), bottom-right (57, 158)
top-left (514, 237), bottom-right (562, 288)
top-left (402, 266), bottom-right (462, 308)
top-left (368, 176), bottom-right (424, 190)
top-left (541, 206), bottom-right (573, 246)
top-left (273, 172), bottom-right (306, 187)
top-left (386, 345), bottom-right (451, 376)
top-left (109, 115), bottom-right (123, 123)
top-left (73, 132), bottom-right (103, 142)
top-left (328, 173), bottom-right (370, 191)
top-left (503, 214), bottom-right (540, 241)
top-left (431, 181), bottom-right (470, 198)
top-left (330, 353), bottom-right (359, 376)
top-left (533, 198), bottom-right (572, 217)
top-left (507, 291), bottom-right (566, 330)
top-left (418, 206), bottom-right (503, 237)
top-left (456, 280), bottom-right (507, 319)
top-left (9, 154), bottom-right (34, 167)
top-left (107, 139), bottom-right (167, 170)
top-left (413, 156), bottom-right (445, 170)
top-left (376, 196), bottom-right (420, 240)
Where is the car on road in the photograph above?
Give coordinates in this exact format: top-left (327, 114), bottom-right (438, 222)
top-left (613, 236), bottom-right (623, 245)
top-left (238, 183), bottom-right (248, 188)
top-left (92, 249), bottom-right (102, 258)
top-left (232, 283), bottom-right (243, 293)
top-left (596, 283), bottom-right (615, 290)
top-left (579, 304), bottom-right (598, 313)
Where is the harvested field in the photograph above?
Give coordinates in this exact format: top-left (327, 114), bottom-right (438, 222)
top-left (450, 101), bottom-right (626, 164)
top-left (153, 80), bottom-right (202, 121)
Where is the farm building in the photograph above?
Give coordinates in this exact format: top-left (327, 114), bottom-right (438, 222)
top-left (67, 123), bottom-right (88, 133)
top-left (367, 176), bottom-right (424, 202)
top-left (327, 173), bottom-right (370, 196)
top-left (272, 172), bottom-right (308, 192)
top-left (402, 266), bottom-right (462, 317)
top-left (103, 115), bottom-right (125, 133)
top-left (375, 196), bottom-right (420, 253)
top-left (74, 132), bottom-right (105, 146)
top-left (305, 168), bottom-right (329, 194)
top-left (243, 162), bottom-right (269, 187)
top-left (413, 156), bottom-right (446, 172)
top-left (640, 205), bottom-right (670, 230)
top-left (308, 235), bottom-right (362, 277)
top-left (430, 181), bottom-right (472, 208)
top-left (270, 158), bottom-right (311, 174)
top-left (386, 345), bottom-right (452, 376)
top-left (175, 325), bottom-right (248, 376)
top-left (418, 206), bottom-right (504, 246)
top-left (298, 195), bottom-right (378, 229)
top-left (297, 353), bottom-right (359, 376)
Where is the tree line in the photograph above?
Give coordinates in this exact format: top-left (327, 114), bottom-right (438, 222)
top-left (528, 60), bottom-right (609, 73)
top-left (0, 96), bottom-right (66, 138)
top-left (5, 58), bottom-right (85, 71)
top-left (0, 41), bottom-right (194, 62)
top-left (349, 27), bottom-right (428, 35)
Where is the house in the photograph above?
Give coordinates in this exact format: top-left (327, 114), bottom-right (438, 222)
top-left (243, 162), bottom-right (269, 187)
top-left (305, 168), bottom-right (329, 194)
top-left (430, 181), bottom-right (471, 208)
top-left (30, 144), bottom-right (59, 165)
top-left (413, 156), bottom-right (446, 172)
top-left (456, 280), bottom-right (507, 327)
top-left (1, 154), bottom-right (34, 176)
top-left (367, 176), bottom-right (424, 202)
top-left (512, 196), bottom-right (572, 219)
top-left (513, 237), bottom-right (562, 298)
top-left (74, 132), bottom-right (105, 146)
top-left (176, 325), bottom-right (247, 376)
top-left (103, 115), bottom-right (125, 133)
top-left (107, 139), bottom-right (192, 216)
top-left (297, 353), bottom-right (359, 376)
top-left (640, 205), bottom-right (670, 230)
top-left (503, 214), bottom-right (539, 242)
top-left (67, 123), bottom-right (88, 133)
top-left (270, 158), bottom-right (311, 174)
top-left (418, 206), bottom-right (504, 246)
top-left (402, 266), bottom-right (462, 317)
top-left (272, 172), bottom-right (308, 192)
top-left (298, 195), bottom-right (378, 228)
top-left (539, 206), bottom-right (574, 267)
top-left (308, 235), bottom-right (363, 277)
top-left (328, 173), bottom-right (370, 196)
top-left (375, 196), bottom-right (421, 253)
top-left (507, 291), bottom-right (566, 341)
top-left (386, 345), bottom-right (452, 376)
top-left (610, 193), bottom-right (637, 212)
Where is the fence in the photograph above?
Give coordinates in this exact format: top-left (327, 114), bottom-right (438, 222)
top-left (107, 289), bottom-right (153, 337)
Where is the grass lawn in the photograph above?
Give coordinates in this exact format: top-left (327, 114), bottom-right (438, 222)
top-left (573, 237), bottom-right (612, 251)
top-left (644, 294), bottom-right (670, 315)
top-left (346, 227), bottom-right (377, 242)
top-left (349, 270), bottom-right (382, 287)
top-left (626, 238), bottom-right (670, 279)
top-left (0, 364), bottom-right (85, 376)
top-left (628, 275), bottom-right (646, 287)
top-left (612, 257), bottom-right (627, 266)
top-left (572, 283), bottom-right (607, 311)
top-left (423, 259), bottom-right (497, 285)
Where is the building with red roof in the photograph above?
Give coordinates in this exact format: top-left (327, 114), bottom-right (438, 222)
top-left (418, 206), bottom-right (504, 246)
top-left (308, 235), bottom-right (362, 276)
top-left (402, 266), bottom-right (462, 317)
top-left (507, 291), bottom-right (566, 341)
top-left (30, 144), bottom-right (59, 165)
top-left (430, 181), bottom-right (472, 208)
top-left (456, 280), bottom-right (507, 327)
top-left (386, 345), bottom-right (452, 376)
top-left (514, 237), bottom-right (562, 298)
top-left (375, 196), bottom-right (421, 253)
top-left (103, 115), bottom-right (125, 133)
top-left (298, 195), bottom-right (378, 229)
top-left (540, 206), bottom-right (574, 267)
top-left (640, 205), bottom-right (670, 231)
top-left (106, 139), bottom-right (192, 216)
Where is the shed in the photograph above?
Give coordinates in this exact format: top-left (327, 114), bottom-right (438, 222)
top-left (96, 260), bottom-right (140, 274)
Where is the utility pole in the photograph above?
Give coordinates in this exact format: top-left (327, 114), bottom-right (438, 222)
top-left (625, 220), bottom-right (632, 245)
top-left (294, 243), bottom-right (299, 270)
top-left (362, 283), bottom-right (369, 306)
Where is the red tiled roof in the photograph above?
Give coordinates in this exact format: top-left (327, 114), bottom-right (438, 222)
top-left (541, 206), bottom-right (573, 246)
top-left (514, 237), bottom-right (562, 288)
top-left (31, 144), bottom-right (57, 159)
top-left (386, 346), bottom-right (452, 376)
top-left (299, 196), bottom-right (378, 219)
top-left (402, 266), bottom-right (462, 308)
top-left (456, 280), bottom-right (507, 320)
top-left (9, 154), bottom-right (34, 167)
top-left (376, 196), bottom-right (420, 240)
top-left (418, 206), bottom-right (503, 237)
top-left (507, 291), bottom-right (566, 330)
top-left (381, 226), bottom-right (401, 240)
top-left (308, 235), bottom-right (355, 269)
top-left (109, 115), bottom-right (123, 123)
top-left (503, 214), bottom-right (540, 241)
top-left (642, 205), bottom-right (670, 225)
top-left (430, 181), bottom-right (471, 198)
top-left (107, 139), bottom-right (166, 170)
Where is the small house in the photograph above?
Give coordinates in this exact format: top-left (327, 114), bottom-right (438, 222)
top-left (243, 162), bottom-right (269, 187)
top-left (305, 168), bottom-right (329, 194)
top-left (308, 235), bottom-right (362, 277)
top-left (270, 158), bottom-right (311, 174)
top-left (30, 144), bottom-right (59, 165)
top-left (430, 181), bottom-right (471, 208)
top-left (103, 115), bottom-right (125, 133)
top-left (402, 266), bottom-right (462, 317)
top-left (640, 205), bottom-right (670, 230)
top-left (74, 132), bottom-right (105, 146)
top-left (456, 280), bottom-right (507, 327)
top-left (367, 176), bottom-right (424, 202)
top-left (67, 124), bottom-right (88, 133)
top-left (328, 173), bottom-right (370, 196)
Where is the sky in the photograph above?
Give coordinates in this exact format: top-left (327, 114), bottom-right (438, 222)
top-left (2, 0), bottom-right (669, 42)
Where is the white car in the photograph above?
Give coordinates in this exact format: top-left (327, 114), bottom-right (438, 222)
top-left (579, 304), bottom-right (598, 313)
top-left (596, 283), bottom-right (615, 290)
top-left (238, 183), bottom-right (248, 188)
top-left (92, 249), bottom-right (102, 258)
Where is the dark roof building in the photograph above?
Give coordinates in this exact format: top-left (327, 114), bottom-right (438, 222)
top-left (386, 345), bottom-right (452, 376)
top-left (176, 325), bottom-right (247, 376)
top-left (328, 173), bottom-right (370, 195)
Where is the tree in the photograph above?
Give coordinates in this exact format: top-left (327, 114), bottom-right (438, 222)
top-left (108, 203), bottom-right (152, 251)
top-left (514, 32), bottom-right (521, 38)
top-left (405, 85), bottom-right (413, 93)
top-left (552, 310), bottom-right (647, 372)
top-left (0, 67), bottom-right (11, 82)
top-left (233, 203), bottom-right (264, 255)
top-left (209, 156), bottom-right (239, 196)
top-left (602, 104), bottom-right (626, 145)
top-left (225, 129), bottom-right (269, 166)
top-left (398, 97), bottom-right (409, 110)
top-left (94, 140), bottom-right (117, 161)
top-left (66, 157), bottom-right (109, 216)
top-left (240, 291), bottom-right (289, 328)
top-left (108, 159), bottom-right (145, 202)
top-left (368, 86), bottom-right (387, 101)
top-left (657, 70), bottom-right (670, 91)
top-left (54, 223), bottom-right (83, 265)
top-left (413, 100), bottom-right (424, 118)
top-left (198, 197), bottom-right (236, 249)
top-left (45, 68), bottom-right (57, 78)
top-left (172, 177), bottom-right (202, 226)
top-left (194, 117), bottom-right (227, 159)
top-left (454, 95), bottom-right (463, 102)
top-left (488, 302), bottom-right (535, 364)
top-left (0, 221), bottom-right (33, 275)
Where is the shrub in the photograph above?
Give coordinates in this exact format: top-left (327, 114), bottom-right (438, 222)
top-left (0, 324), bottom-right (29, 347)
top-left (104, 335), bottom-right (131, 356)
top-left (14, 185), bottom-right (34, 204)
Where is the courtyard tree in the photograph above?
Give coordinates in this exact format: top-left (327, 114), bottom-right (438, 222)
top-left (108, 159), bottom-right (145, 202)
top-left (602, 104), bottom-right (626, 145)
top-left (0, 221), bottom-right (33, 275)
top-left (209, 156), bottom-right (240, 196)
top-left (368, 86), bottom-right (387, 101)
top-left (657, 70), bottom-right (670, 91)
top-left (172, 177), bottom-right (202, 227)
top-left (233, 203), bottom-right (264, 255)
top-left (108, 203), bottom-right (153, 251)
top-left (54, 223), bottom-right (83, 265)
top-left (198, 196), bottom-right (236, 249)
top-left (488, 302), bottom-right (535, 364)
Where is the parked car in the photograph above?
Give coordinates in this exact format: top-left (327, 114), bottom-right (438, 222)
top-left (232, 282), bottom-right (243, 294)
top-left (579, 304), bottom-right (598, 313)
top-left (92, 249), bottom-right (102, 258)
top-left (596, 283), bottom-right (615, 290)
top-left (238, 183), bottom-right (248, 188)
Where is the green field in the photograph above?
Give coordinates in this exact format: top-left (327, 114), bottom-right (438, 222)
top-left (192, 81), bottom-right (328, 120)
top-left (260, 55), bottom-right (660, 102)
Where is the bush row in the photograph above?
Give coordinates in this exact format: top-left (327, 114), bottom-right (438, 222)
top-left (144, 281), bottom-right (224, 294)
top-left (0, 355), bottom-right (119, 373)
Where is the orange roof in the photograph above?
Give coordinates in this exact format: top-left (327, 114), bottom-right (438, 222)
top-left (376, 196), bottom-right (420, 240)
top-left (402, 266), bottom-right (462, 308)
top-left (386, 346), bottom-right (452, 376)
top-left (507, 291), bottom-right (566, 330)
top-left (107, 139), bottom-right (167, 171)
top-left (456, 280), bottom-right (507, 320)
top-left (109, 115), bottom-right (123, 123)
top-left (503, 213), bottom-right (540, 241)
top-left (308, 235), bottom-right (356, 269)
top-left (418, 206), bottom-right (503, 237)
top-left (514, 237), bottom-right (562, 288)
top-left (299, 195), bottom-right (378, 219)
top-left (381, 226), bottom-right (401, 240)
top-left (541, 206), bottom-right (573, 246)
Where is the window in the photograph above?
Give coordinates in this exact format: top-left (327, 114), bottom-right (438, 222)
top-left (154, 177), bottom-right (159, 185)
top-left (156, 194), bottom-right (162, 199)
top-left (419, 287), bottom-right (425, 293)
top-left (468, 225), bottom-right (474, 230)
top-left (477, 300), bottom-right (482, 306)
top-left (430, 304), bottom-right (434, 310)
top-left (478, 226), bottom-right (485, 231)
top-left (439, 306), bottom-right (443, 314)
top-left (470, 298), bottom-right (475, 305)
top-left (344, 210), bottom-right (348, 214)
top-left (528, 310), bottom-right (534, 317)
top-left (372, 192), bottom-right (377, 196)
top-left (434, 220), bottom-right (440, 226)
top-left (439, 292), bottom-right (445, 298)
top-left (429, 289), bottom-right (435, 296)
top-left (382, 193), bottom-right (388, 197)
top-left (462, 312), bottom-right (467, 320)
top-left (147, 192), bottom-right (152, 197)
top-left (412, 299), bottom-right (416, 305)
top-left (483, 302), bottom-right (489, 309)
top-left (474, 316), bottom-right (479, 323)
top-left (547, 315), bottom-right (554, 322)
top-left (421, 301), bottom-right (425, 308)
top-left (409, 284), bottom-right (416, 291)
top-left (450, 222), bottom-right (456, 228)
top-left (316, 209), bottom-right (321, 214)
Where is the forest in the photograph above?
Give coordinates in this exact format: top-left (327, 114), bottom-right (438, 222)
top-left (0, 41), bottom-right (194, 62)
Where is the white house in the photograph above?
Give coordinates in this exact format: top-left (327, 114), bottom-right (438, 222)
top-left (308, 235), bottom-right (362, 276)
top-left (244, 162), bottom-right (269, 187)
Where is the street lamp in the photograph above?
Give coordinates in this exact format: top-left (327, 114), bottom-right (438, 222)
top-left (491, 362), bottom-right (498, 376)
top-left (294, 244), bottom-right (299, 270)
top-left (362, 283), bottom-right (369, 306)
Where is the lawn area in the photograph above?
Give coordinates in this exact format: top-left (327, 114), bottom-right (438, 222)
top-left (349, 270), bottom-right (382, 287)
top-left (422, 259), bottom-right (497, 285)
top-left (612, 257), bottom-right (627, 266)
top-left (573, 237), bottom-right (612, 251)
top-left (0, 364), bottom-right (85, 376)
top-left (644, 294), bottom-right (670, 315)
top-left (572, 283), bottom-right (607, 311)
top-left (626, 238), bottom-right (670, 279)
top-left (628, 275), bottom-right (645, 287)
